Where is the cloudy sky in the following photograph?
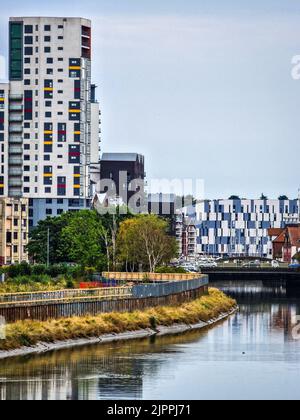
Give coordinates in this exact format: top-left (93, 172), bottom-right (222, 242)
top-left (1, 0), bottom-right (300, 199)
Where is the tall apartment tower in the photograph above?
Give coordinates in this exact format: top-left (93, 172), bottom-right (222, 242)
top-left (7, 17), bottom-right (100, 226)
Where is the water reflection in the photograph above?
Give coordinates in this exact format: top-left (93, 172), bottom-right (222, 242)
top-left (1, 280), bottom-right (300, 400)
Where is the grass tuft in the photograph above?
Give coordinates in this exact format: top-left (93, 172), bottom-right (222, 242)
top-left (0, 288), bottom-right (236, 351)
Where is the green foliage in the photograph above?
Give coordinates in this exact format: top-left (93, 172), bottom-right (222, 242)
top-left (61, 210), bottom-right (107, 268)
top-left (278, 195), bottom-right (289, 200)
top-left (117, 214), bottom-right (178, 272)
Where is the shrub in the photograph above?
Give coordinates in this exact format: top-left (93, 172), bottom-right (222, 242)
top-left (32, 265), bottom-right (47, 276)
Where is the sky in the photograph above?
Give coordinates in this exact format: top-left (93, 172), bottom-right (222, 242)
top-left (1, 0), bottom-right (300, 199)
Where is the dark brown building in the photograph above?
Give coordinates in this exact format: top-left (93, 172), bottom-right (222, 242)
top-left (100, 153), bottom-right (145, 205)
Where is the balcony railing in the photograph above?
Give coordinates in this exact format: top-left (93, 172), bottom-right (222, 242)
top-left (9, 94), bottom-right (23, 101)
top-left (9, 125), bottom-right (23, 134)
top-left (9, 136), bottom-right (22, 144)
top-left (9, 115), bottom-right (23, 123)
top-left (8, 157), bottom-right (23, 165)
top-left (9, 147), bottom-right (23, 155)
top-left (9, 105), bottom-right (23, 112)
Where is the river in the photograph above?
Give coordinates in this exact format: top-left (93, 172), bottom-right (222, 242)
top-left (0, 280), bottom-right (300, 400)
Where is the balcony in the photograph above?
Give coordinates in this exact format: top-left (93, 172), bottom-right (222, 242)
top-left (9, 94), bottom-right (23, 101)
top-left (9, 147), bottom-right (23, 155)
top-left (9, 125), bottom-right (23, 134)
top-left (9, 168), bottom-right (22, 176)
top-left (9, 136), bottom-right (22, 144)
top-left (9, 104), bottom-right (23, 112)
top-left (9, 115), bottom-right (23, 123)
top-left (9, 157), bottom-right (23, 165)
top-left (8, 178), bottom-right (22, 187)
top-left (9, 188), bottom-right (22, 197)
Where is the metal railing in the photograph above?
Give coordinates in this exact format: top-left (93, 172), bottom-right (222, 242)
top-left (102, 272), bottom-right (202, 282)
top-left (0, 286), bottom-right (133, 307)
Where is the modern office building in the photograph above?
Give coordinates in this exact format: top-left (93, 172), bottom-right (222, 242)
top-left (0, 197), bottom-right (29, 265)
top-left (2, 17), bottom-right (100, 226)
top-left (184, 198), bottom-right (300, 258)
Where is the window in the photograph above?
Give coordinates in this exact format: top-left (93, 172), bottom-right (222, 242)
top-left (44, 155), bottom-right (50, 161)
top-left (24, 176), bottom-right (30, 183)
top-left (25, 25), bottom-right (33, 34)
top-left (57, 176), bottom-right (66, 196)
top-left (58, 36), bottom-right (63, 40)
top-left (58, 47), bottom-right (63, 51)
top-left (24, 166), bottom-right (30, 172)
top-left (45, 187), bottom-right (51, 193)
top-left (44, 47), bottom-right (51, 53)
top-left (47, 58), bottom-right (53, 64)
top-left (58, 25), bottom-right (64, 29)
top-left (24, 58), bottom-right (31, 64)
top-left (44, 36), bottom-right (51, 42)
top-left (24, 68), bottom-right (30, 75)
top-left (24, 133), bottom-right (30, 139)
top-left (10, 22), bottom-right (23, 80)
top-left (58, 58), bottom-right (63, 62)
top-left (24, 47), bottom-right (33, 55)
top-left (57, 199), bottom-right (64, 204)
top-left (24, 144), bottom-right (30, 150)
top-left (24, 155), bottom-right (30, 161)
top-left (45, 101), bottom-right (52, 107)
top-left (44, 25), bottom-right (51, 31)
top-left (47, 69), bottom-right (53, 75)
top-left (46, 199), bottom-right (52, 204)
top-left (23, 187), bottom-right (30, 193)
top-left (24, 36), bottom-right (33, 44)
top-left (45, 112), bottom-right (52, 118)
top-left (57, 209), bottom-right (64, 215)
top-left (46, 208), bottom-right (52, 215)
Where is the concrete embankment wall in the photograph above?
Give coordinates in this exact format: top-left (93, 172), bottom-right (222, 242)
top-left (0, 277), bottom-right (209, 323)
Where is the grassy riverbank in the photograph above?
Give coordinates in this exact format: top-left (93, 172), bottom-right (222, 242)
top-left (0, 288), bottom-right (236, 352)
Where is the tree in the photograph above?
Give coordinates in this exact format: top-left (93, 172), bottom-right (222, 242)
top-left (27, 214), bottom-right (70, 264)
top-left (117, 215), bottom-right (178, 272)
top-left (61, 210), bottom-right (107, 268)
top-left (278, 195), bottom-right (289, 200)
top-left (229, 195), bottom-right (240, 200)
top-left (260, 193), bottom-right (268, 200)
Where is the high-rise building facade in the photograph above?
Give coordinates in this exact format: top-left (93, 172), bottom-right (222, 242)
top-left (4, 17), bottom-right (100, 226)
top-left (184, 198), bottom-right (299, 258)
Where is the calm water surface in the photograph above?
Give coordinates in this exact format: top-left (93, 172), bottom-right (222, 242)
top-left (1, 280), bottom-right (300, 400)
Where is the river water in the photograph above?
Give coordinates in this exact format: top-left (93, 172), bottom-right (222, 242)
top-left (1, 280), bottom-right (300, 400)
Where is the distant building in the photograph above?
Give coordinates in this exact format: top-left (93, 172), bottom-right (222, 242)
top-left (184, 198), bottom-right (299, 258)
top-left (268, 225), bottom-right (300, 262)
top-left (176, 213), bottom-right (197, 259)
top-left (100, 153), bottom-right (145, 206)
top-left (0, 197), bottom-right (29, 265)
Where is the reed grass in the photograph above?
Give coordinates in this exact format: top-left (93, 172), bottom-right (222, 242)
top-left (0, 288), bottom-right (236, 351)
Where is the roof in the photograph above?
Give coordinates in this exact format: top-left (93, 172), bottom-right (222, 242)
top-left (101, 153), bottom-right (144, 163)
top-left (288, 226), bottom-right (300, 247)
top-left (271, 225), bottom-right (300, 246)
top-left (268, 228), bottom-right (284, 237)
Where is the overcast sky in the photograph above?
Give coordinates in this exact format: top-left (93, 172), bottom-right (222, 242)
top-left (1, 0), bottom-right (300, 199)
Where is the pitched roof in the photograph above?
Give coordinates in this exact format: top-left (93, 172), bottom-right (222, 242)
top-left (287, 226), bottom-right (300, 247)
top-left (268, 228), bottom-right (284, 237)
